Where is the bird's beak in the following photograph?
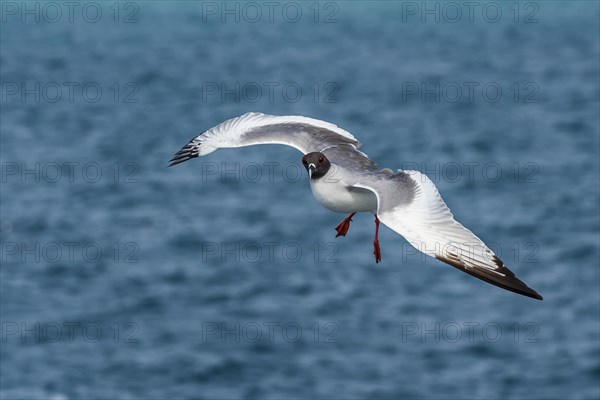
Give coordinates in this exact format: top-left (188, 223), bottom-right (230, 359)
top-left (308, 163), bottom-right (316, 178)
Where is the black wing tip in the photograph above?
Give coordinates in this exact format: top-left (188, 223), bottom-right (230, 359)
top-left (168, 154), bottom-right (197, 167)
top-left (167, 155), bottom-right (195, 167)
top-left (436, 255), bottom-right (544, 301)
top-left (168, 144), bottom-right (199, 167)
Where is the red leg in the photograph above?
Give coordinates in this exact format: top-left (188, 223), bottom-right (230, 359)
top-left (335, 212), bottom-right (356, 238)
top-left (373, 215), bottom-right (381, 263)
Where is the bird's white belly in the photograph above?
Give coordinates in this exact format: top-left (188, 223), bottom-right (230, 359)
top-left (309, 178), bottom-right (378, 214)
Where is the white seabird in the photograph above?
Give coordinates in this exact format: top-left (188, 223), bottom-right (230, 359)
top-left (169, 112), bottom-right (543, 300)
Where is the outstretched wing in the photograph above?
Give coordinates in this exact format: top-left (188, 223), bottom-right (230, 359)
top-left (355, 170), bottom-right (543, 300)
top-left (169, 112), bottom-right (360, 166)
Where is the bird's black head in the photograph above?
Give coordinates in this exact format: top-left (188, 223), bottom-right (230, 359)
top-left (302, 152), bottom-right (330, 180)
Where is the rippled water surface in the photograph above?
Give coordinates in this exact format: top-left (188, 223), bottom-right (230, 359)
top-left (1, 2), bottom-right (599, 399)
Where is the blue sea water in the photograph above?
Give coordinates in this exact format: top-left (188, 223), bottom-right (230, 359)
top-left (1, 1), bottom-right (599, 399)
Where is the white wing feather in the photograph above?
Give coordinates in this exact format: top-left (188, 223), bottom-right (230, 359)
top-left (356, 170), bottom-right (542, 299)
top-left (169, 112), bottom-right (359, 165)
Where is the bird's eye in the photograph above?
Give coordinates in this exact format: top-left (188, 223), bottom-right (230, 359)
top-left (302, 159), bottom-right (307, 165)
top-left (318, 156), bottom-right (324, 163)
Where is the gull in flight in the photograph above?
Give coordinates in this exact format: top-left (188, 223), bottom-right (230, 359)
top-left (169, 112), bottom-right (542, 300)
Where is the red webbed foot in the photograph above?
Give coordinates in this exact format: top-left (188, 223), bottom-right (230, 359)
top-left (334, 212), bottom-right (356, 238)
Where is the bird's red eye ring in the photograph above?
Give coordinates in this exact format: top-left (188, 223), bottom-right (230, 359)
top-left (319, 156), bottom-right (324, 163)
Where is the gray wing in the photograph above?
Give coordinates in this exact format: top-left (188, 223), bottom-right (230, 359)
top-left (350, 165), bottom-right (542, 300)
top-left (321, 144), bottom-right (395, 185)
top-left (169, 112), bottom-right (360, 166)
